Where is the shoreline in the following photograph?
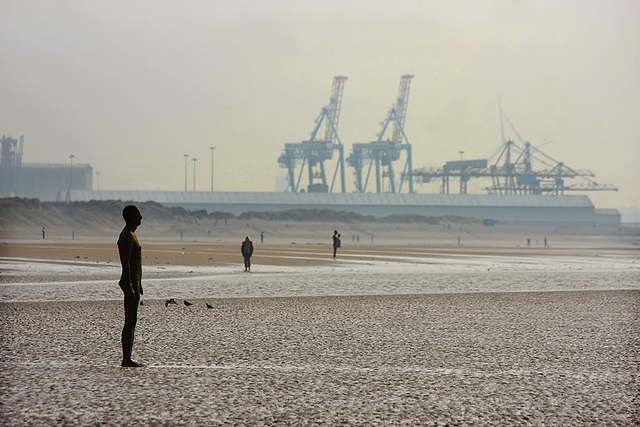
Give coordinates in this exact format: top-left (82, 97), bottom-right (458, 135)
top-left (1, 240), bottom-right (638, 302)
top-left (1, 237), bottom-right (639, 424)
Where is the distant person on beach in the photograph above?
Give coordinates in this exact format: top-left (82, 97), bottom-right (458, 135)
top-left (241, 236), bottom-right (254, 271)
top-left (117, 205), bottom-right (144, 367)
top-left (332, 230), bottom-right (341, 258)
top-left (261, 231), bottom-right (264, 244)
top-left (42, 227), bottom-right (45, 239)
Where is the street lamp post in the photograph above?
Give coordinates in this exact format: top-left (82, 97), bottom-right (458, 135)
top-left (183, 154), bottom-right (189, 191)
top-left (68, 154), bottom-right (75, 190)
top-left (209, 146), bottom-right (216, 192)
top-left (459, 150), bottom-right (466, 195)
top-left (192, 158), bottom-right (198, 192)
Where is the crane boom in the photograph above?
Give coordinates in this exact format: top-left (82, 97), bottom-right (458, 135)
top-left (392, 74), bottom-right (413, 143)
top-left (323, 76), bottom-right (348, 144)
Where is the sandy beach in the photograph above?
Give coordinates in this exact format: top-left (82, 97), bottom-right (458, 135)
top-left (1, 230), bottom-right (639, 425)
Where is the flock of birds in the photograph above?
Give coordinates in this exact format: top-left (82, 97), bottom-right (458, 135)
top-left (164, 298), bottom-right (214, 309)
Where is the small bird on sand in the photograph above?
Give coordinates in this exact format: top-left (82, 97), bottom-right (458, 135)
top-left (184, 300), bottom-right (193, 307)
top-left (165, 298), bottom-right (177, 307)
top-left (206, 302), bottom-right (214, 309)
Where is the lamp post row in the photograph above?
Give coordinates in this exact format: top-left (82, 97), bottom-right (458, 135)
top-left (183, 147), bottom-right (215, 192)
top-left (68, 154), bottom-right (75, 191)
top-left (68, 150), bottom-right (215, 193)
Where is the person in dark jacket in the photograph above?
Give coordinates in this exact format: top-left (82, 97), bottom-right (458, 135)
top-left (332, 230), bottom-right (341, 258)
top-left (241, 236), bottom-right (254, 271)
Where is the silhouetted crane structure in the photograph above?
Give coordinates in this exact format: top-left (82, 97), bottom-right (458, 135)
top-left (348, 74), bottom-right (414, 194)
top-left (278, 76), bottom-right (348, 193)
top-left (0, 135), bottom-right (24, 196)
top-left (412, 116), bottom-right (618, 195)
top-left (484, 120), bottom-right (618, 194)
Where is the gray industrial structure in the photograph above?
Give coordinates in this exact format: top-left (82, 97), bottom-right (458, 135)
top-left (0, 135), bottom-right (23, 196)
top-left (278, 76), bottom-right (348, 193)
top-left (411, 113), bottom-right (618, 196)
top-left (347, 74), bottom-right (414, 194)
top-left (279, 75), bottom-right (416, 194)
top-left (66, 190), bottom-right (619, 225)
top-left (1, 75), bottom-right (622, 225)
top-left (1, 135), bottom-right (93, 201)
top-left (277, 76), bottom-right (616, 197)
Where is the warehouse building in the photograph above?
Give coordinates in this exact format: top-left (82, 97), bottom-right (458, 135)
top-left (68, 190), bottom-right (619, 225)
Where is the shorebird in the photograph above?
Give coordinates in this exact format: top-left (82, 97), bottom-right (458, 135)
top-left (164, 298), bottom-right (177, 307)
top-left (206, 302), bottom-right (214, 309)
top-left (184, 300), bottom-right (193, 307)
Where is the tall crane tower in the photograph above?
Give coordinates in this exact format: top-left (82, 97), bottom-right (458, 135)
top-left (0, 135), bottom-right (24, 196)
top-left (278, 76), bottom-right (348, 193)
top-left (347, 74), bottom-right (414, 194)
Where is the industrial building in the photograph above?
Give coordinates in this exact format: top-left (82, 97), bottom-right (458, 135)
top-left (15, 163), bottom-right (93, 201)
top-left (1, 135), bottom-right (92, 201)
top-left (67, 190), bottom-right (620, 225)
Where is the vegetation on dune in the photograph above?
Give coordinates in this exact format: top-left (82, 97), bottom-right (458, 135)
top-left (0, 197), bottom-right (479, 229)
top-left (237, 209), bottom-right (375, 223)
top-left (0, 197), bottom-right (187, 229)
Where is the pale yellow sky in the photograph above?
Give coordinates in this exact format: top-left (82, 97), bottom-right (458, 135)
top-left (1, 0), bottom-right (638, 216)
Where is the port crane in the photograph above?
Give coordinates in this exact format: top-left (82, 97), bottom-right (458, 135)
top-left (484, 119), bottom-right (617, 194)
top-left (278, 76), bottom-right (348, 193)
top-left (0, 135), bottom-right (24, 196)
top-left (347, 74), bottom-right (414, 193)
top-left (411, 114), bottom-right (618, 195)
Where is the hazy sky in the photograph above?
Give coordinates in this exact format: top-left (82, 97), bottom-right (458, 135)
top-left (1, 0), bottom-right (638, 213)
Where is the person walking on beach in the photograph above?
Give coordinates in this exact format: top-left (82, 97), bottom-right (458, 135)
top-left (117, 205), bottom-right (144, 367)
top-left (241, 236), bottom-right (254, 271)
top-left (332, 230), bottom-right (341, 258)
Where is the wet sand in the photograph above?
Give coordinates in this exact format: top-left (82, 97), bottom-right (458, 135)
top-left (1, 238), bottom-right (639, 425)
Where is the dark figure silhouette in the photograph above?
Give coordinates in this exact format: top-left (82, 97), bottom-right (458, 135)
top-left (241, 236), bottom-right (254, 271)
top-left (42, 227), bottom-right (45, 239)
top-left (260, 231), bottom-right (264, 244)
top-left (332, 230), bottom-right (341, 258)
top-left (117, 205), bottom-right (144, 367)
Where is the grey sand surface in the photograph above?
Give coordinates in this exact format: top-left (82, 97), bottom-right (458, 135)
top-left (1, 287), bottom-right (638, 425)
